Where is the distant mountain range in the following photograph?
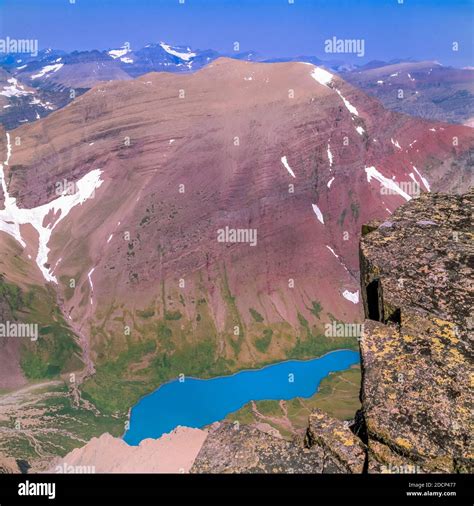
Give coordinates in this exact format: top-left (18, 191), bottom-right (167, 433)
top-left (1, 42), bottom-right (473, 130)
top-left (343, 60), bottom-right (474, 125)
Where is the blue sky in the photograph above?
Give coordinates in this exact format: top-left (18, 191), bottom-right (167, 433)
top-left (0, 0), bottom-right (472, 66)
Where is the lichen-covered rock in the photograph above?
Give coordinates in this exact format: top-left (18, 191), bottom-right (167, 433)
top-left (190, 418), bottom-right (364, 474)
top-left (305, 409), bottom-right (366, 473)
top-left (191, 407), bottom-right (367, 474)
top-left (368, 440), bottom-right (423, 474)
top-left (359, 189), bottom-right (473, 473)
top-left (190, 422), bottom-right (325, 473)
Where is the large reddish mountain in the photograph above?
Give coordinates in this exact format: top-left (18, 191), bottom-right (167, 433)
top-left (0, 59), bottom-right (472, 408)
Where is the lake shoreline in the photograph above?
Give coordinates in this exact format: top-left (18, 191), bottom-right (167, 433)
top-left (123, 349), bottom-right (360, 445)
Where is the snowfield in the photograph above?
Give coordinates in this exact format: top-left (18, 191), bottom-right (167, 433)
top-left (0, 133), bottom-right (103, 282)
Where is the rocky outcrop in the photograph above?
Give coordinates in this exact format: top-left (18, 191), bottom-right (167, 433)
top-left (305, 410), bottom-right (365, 473)
top-left (49, 414), bottom-right (365, 474)
top-left (191, 419), bottom-right (364, 474)
top-left (359, 189), bottom-right (473, 473)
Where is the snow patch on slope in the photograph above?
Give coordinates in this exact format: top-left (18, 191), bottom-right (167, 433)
top-left (327, 143), bottom-right (333, 168)
top-left (326, 245), bottom-right (339, 258)
top-left (311, 204), bottom-right (324, 224)
top-left (0, 78), bottom-right (31, 98)
top-left (87, 267), bottom-right (95, 305)
top-left (108, 48), bottom-right (130, 59)
top-left (413, 166), bottom-right (431, 191)
top-left (281, 156), bottom-right (295, 178)
top-left (342, 290), bottom-right (359, 304)
top-left (159, 42), bottom-right (196, 61)
top-left (307, 64), bottom-right (361, 118)
top-left (391, 138), bottom-right (401, 149)
top-left (31, 63), bottom-right (63, 79)
top-left (0, 133), bottom-right (103, 283)
top-left (309, 66), bottom-right (334, 87)
top-left (365, 166), bottom-right (411, 201)
top-left (335, 89), bottom-right (359, 116)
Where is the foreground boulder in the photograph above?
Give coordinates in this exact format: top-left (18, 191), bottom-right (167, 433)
top-left (191, 419), bottom-right (364, 474)
top-left (359, 189), bottom-right (473, 473)
top-left (305, 410), bottom-right (366, 473)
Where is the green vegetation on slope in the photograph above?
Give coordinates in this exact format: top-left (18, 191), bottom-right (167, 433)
top-left (81, 334), bottom-right (231, 415)
top-left (0, 277), bottom-right (82, 379)
top-left (80, 271), bottom-right (358, 417)
top-left (226, 366), bottom-right (361, 439)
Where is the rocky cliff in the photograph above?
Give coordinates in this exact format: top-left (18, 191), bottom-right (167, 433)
top-left (358, 189), bottom-right (473, 473)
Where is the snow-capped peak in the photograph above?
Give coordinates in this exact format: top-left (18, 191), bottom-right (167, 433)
top-left (108, 47), bottom-right (131, 59)
top-left (108, 46), bottom-right (134, 64)
top-left (159, 42), bottom-right (196, 61)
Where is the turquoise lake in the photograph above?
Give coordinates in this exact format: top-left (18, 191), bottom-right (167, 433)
top-left (123, 349), bottom-right (359, 445)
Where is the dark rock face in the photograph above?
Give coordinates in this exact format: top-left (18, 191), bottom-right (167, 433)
top-left (359, 189), bottom-right (473, 473)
